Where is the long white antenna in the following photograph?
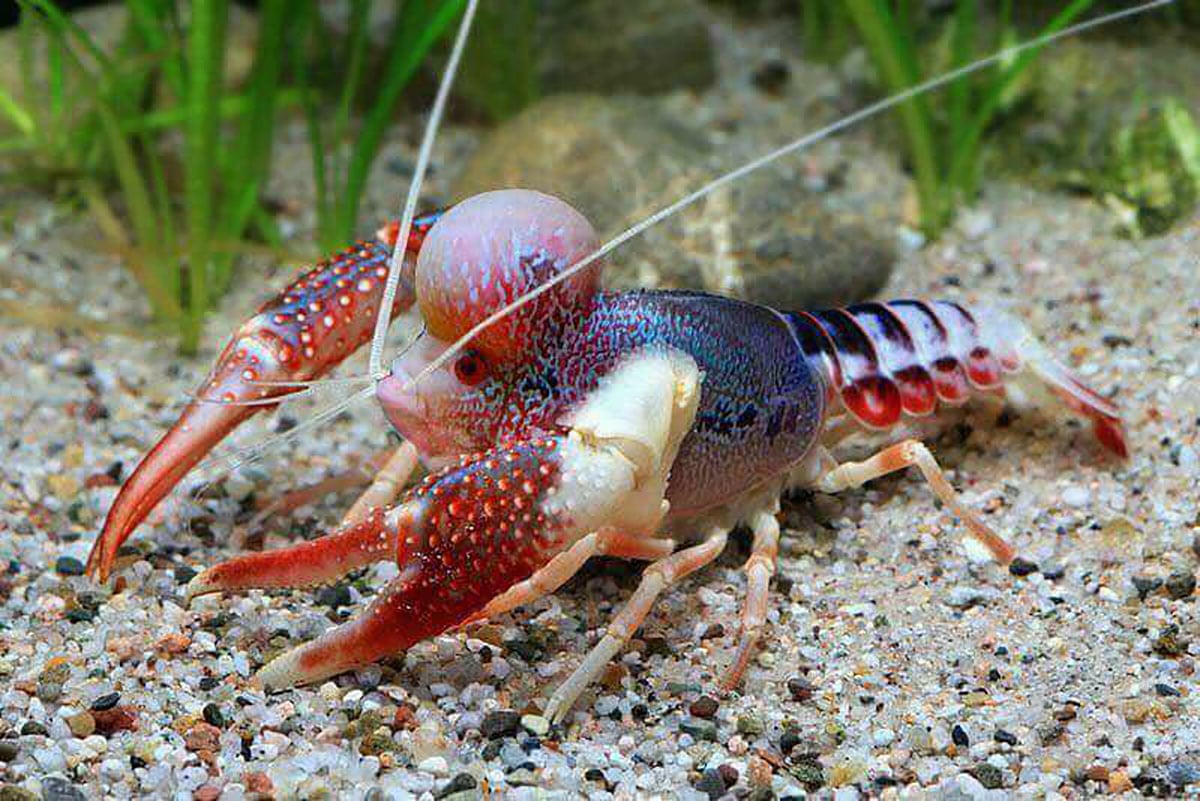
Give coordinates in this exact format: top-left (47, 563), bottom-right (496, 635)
top-left (367, 0), bottom-right (480, 379)
top-left (407, 0), bottom-right (1173, 389)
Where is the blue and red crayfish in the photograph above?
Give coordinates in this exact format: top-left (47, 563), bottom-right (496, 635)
top-left (86, 189), bottom-right (1127, 721)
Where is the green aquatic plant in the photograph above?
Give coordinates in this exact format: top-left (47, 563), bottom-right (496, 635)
top-left (817, 0), bottom-right (1096, 237)
top-left (4, 0), bottom-right (461, 353)
top-left (296, 0), bottom-right (466, 253)
top-left (1093, 99), bottom-right (1200, 237)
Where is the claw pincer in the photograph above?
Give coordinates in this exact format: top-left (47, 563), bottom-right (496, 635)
top-left (86, 214), bottom-right (442, 581)
top-left (190, 428), bottom-right (632, 689)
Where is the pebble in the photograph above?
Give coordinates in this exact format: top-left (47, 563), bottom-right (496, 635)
top-left (696, 767), bottom-right (727, 798)
top-left (971, 763), bottom-right (1004, 789)
top-left (689, 695), bottom-right (719, 719)
top-left (40, 777), bottom-right (86, 801)
top-left (90, 692), bottom-right (120, 711)
top-left (520, 714), bottom-right (549, 737)
top-left (202, 703), bottom-right (226, 728)
top-left (1133, 575), bottom-right (1164, 600)
top-left (55, 556), bottom-right (85, 576)
top-left (945, 586), bottom-right (996, 609)
top-left (418, 756), bottom-right (449, 777)
top-left (0, 742), bottom-right (18, 762)
top-left (786, 676), bottom-right (815, 701)
top-left (1061, 485), bottom-right (1091, 507)
top-left (435, 773), bottom-right (477, 799)
top-left (66, 711), bottom-right (96, 738)
top-left (736, 714), bottom-right (764, 736)
top-left (1165, 570), bottom-right (1196, 600)
top-left (872, 727), bottom-right (895, 747)
top-left (1167, 761), bottom-right (1200, 787)
top-left (951, 724), bottom-right (970, 747)
top-left (994, 729), bottom-right (1018, 746)
top-left (679, 717), bottom-right (718, 741)
top-left (480, 710), bottom-right (521, 739)
top-left (1008, 557), bottom-right (1039, 577)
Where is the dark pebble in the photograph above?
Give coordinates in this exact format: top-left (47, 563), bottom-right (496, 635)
top-left (718, 763), bottom-right (739, 787)
top-left (994, 729), bottom-right (1018, 746)
top-left (316, 584), bottom-right (353, 608)
top-left (1008, 557), bottom-right (1039, 577)
top-left (203, 703), bottom-right (227, 728)
top-left (780, 729), bottom-right (802, 755)
top-left (584, 767), bottom-right (606, 783)
top-left (1041, 565), bottom-right (1066, 581)
top-left (1133, 575), bottom-right (1163, 601)
top-left (480, 710), bottom-right (521, 739)
top-left (751, 60), bottom-right (790, 95)
top-left (55, 556), bottom-right (85, 576)
top-left (680, 717), bottom-right (718, 741)
top-left (701, 623), bottom-right (725, 639)
top-left (1165, 570), bottom-right (1197, 600)
top-left (199, 677), bottom-right (219, 692)
top-left (971, 763), bottom-right (1004, 790)
top-left (66, 608), bottom-right (97, 623)
top-left (90, 692), bottom-right (120, 712)
top-left (503, 637), bottom-right (540, 661)
top-left (40, 776), bottom-right (87, 801)
top-left (174, 565), bottom-right (198, 584)
top-left (642, 635), bottom-right (671, 657)
top-left (951, 724), bottom-right (970, 747)
top-left (786, 676), bottom-right (815, 702)
top-left (0, 741), bottom-right (17, 762)
top-left (696, 767), bottom-right (728, 799)
top-left (130, 755), bottom-right (147, 769)
top-left (1155, 683), bottom-right (1181, 697)
top-left (434, 772), bottom-right (477, 799)
top-left (689, 695), bottom-right (719, 719)
top-left (20, 721), bottom-right (48, 736)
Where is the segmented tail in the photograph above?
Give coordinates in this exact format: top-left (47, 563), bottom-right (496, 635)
top-left (784, 300), bottom-right (1127, 458)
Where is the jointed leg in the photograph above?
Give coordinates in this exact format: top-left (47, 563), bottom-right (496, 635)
top-left (544, 527), bottom-right (729, 723)
top-left (816, 439), bottom-right (1015, 564)
top-left (341, 441), bottom-right (419, 527)
top-left (722, 509), bottom-right (780, 691)
top-left (187, 507), bottom-right (401, 601)
top-left (463, 531), bottom-right (677, 626)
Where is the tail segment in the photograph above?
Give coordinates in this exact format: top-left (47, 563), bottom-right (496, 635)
top-left (785, 300), bottom-right (1127, 458)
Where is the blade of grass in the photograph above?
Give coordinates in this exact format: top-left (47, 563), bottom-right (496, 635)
top-left (843, 0), bottom-right (946, 234)
top-left (183, 0), bottom-right (229, 349)
top-left (948, 0), bottom-right (1094, 196)
top-left (213, 0), bottom-right (290, 297)
top-left (947, 0), bottom-right (976, 158)
top-left (334, 0), bottom-right (466, 243)
top-left (0, 90), bottom-right (34, 137)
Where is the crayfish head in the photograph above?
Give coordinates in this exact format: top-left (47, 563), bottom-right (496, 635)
top-left (378, 189), bottom-right (603, 463)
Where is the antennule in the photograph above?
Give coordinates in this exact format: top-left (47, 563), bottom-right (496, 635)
top-left (368, 0), bottom-right (480, 379)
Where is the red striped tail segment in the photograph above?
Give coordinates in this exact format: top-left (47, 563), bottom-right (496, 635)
top-left (782, 300), bottom-right (1127, 458)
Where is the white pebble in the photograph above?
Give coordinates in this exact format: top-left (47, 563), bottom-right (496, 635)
top-left (418, 756), bottom-right (449, 777)
top-left (1062, 485), bottom-right (1091, 508)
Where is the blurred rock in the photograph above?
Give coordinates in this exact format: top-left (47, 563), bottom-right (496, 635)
top-left (455, 94), bottom-right (895, 310)
top-left (534, 0), bottom-right (715, 96)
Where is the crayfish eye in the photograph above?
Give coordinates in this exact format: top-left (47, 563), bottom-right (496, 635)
top-left (453, 350), bottom-right (489, 386)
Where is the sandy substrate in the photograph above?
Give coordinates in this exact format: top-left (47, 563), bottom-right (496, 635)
top-left (2, 21), bottom-right (1200, 801)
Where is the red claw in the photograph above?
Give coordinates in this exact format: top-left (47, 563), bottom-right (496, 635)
top-left (187, 435), bottom-right (573, 690)
top-left (87, 219), bottom-right (441, 582)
